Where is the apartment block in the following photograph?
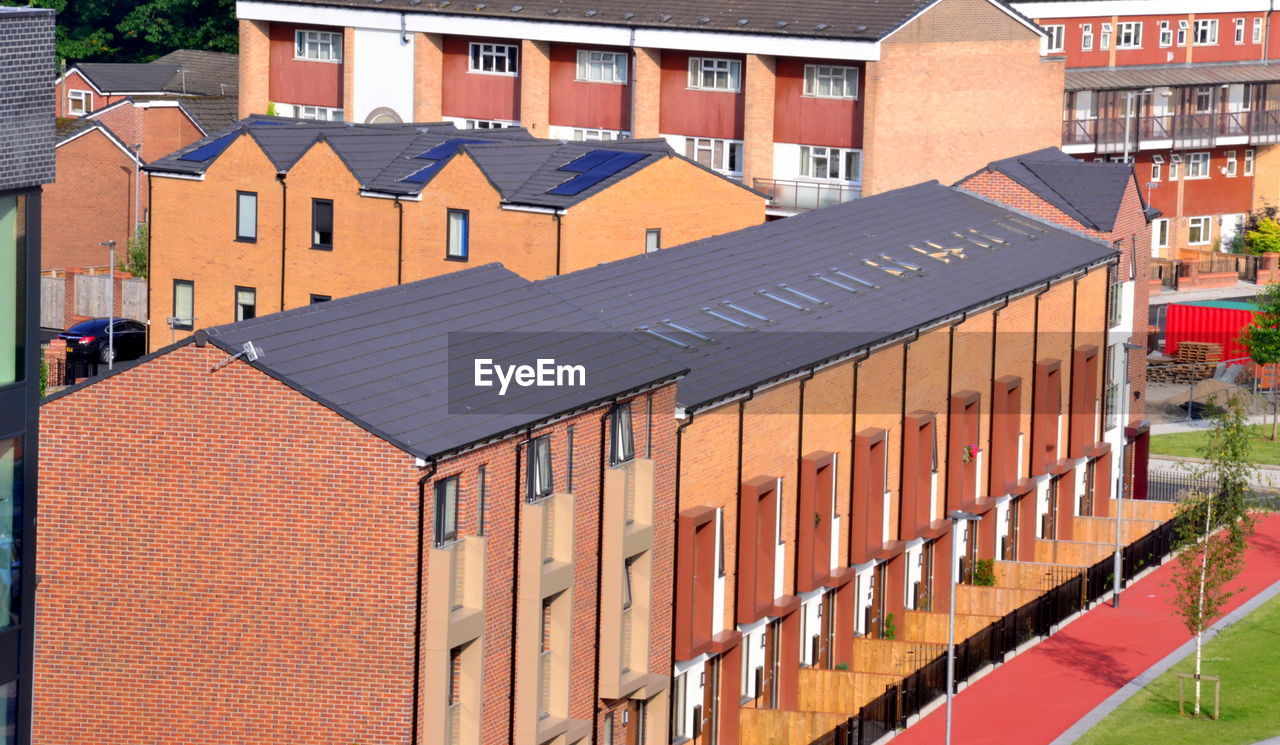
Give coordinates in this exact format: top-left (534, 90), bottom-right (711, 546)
top-left (37, 266), bottom-right (683, 745)
top-left (0, 8), bottom-right (55, 745)
top-left (234, 0), bottom-right (1064, 215)
top-left (142, 117), bottom-right (763, 349)
top-left (1011, 0), bottom-right (1280, 257)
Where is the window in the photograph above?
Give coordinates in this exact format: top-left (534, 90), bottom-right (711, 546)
top-left (1101, 23), bottom-right (1113, 50)
top-left (296, 104), bottom-right (343, 121)
top-left (576, 49), bottom-right (627, 83)
top-left (1045, 24), bottom-right (1065, 52)
top-left (800, 146), bottom-right (862, 182)
top-left (1080, 24), bottom-right (1094, 51)
top-left (469, 42), bottom-right (518, 74)
top-left (0, 195), bottom-right (25, 386)
top-left (526, 435), bottom-right (553, 500)
top-left (685, 137), bottom-right (743, 175)
top-left (687, 57), bottom-right (742, 91)
top-left (1246, 148), bottom-right (1256, 176)
top-left (294, 29), bottom-right (342, 62)
top-left (1178, 20), bottom-right (1189, 46)
top-left (1256, 17), bottom-right (1265, 43)
top-left (803, 64), bottom-right (857, 99)
top-left (645, 228), bottom-right (661, 253)
top-left (234, 286), bottom-right (256, 322)
top-left (1236, 18), bottom-right (1246, 44)
top-left (672, 673), bottom-right (688, 738)
top-left (566, 425), bottom-right (575, 492)
top-left (621, 557), bottom-right (635, 610)
top-left (1188, 216), bottom-right (1212, 245)
top-left (1186, 151), bottom-right (1210, 179)
top-left (1117, 21), bottom-right (1142, 48)
top-left (311, 199), bottom-right (333, 249)
top-left (571, 128), bottom-right (628, 141)
top-left (0, 439), bottom-right (22, 629)
top-left (434, 475), bottom-right (459, 545)
top-left (1194, 87), bottom-right (1214, 113)
top-left (1170, 153), bottom-right (1182, 181)
top-left (477, 465), bottom-right (487, 536)
top-left (446, 209), bottom-right (469, 260)
top-left (460, 118), bottom-right (515, 129)
top-left (1194, 18), bottom-right (1218, 45)
top-left (611, 403), bottom-right (634, 465)
top-left (1159, 21), bottom-right (1173, 47)
top-left (235, 191), bottom-right (257, 242)
top-left (1108, 263), bottom-right (1124, 328)
top-left (1151, 154), bottom-right (1163, 182)
top-left (172, 279), bottom-right (194, 330)
top-left (67, 89), bottom-right (92, 115)
top-left (309, 294), bottom-right (331, 304)
top-left (1153, 218), bottom-right (1169, 250)
top-left (1226, 150), bottom-right (1238, 177)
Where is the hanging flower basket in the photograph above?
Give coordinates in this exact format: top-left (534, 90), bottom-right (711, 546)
top-left (961, 443), bottom-right (981, 463)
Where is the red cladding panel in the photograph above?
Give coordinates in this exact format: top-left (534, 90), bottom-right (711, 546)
top-left (268, 22), bottom-right (343, 108)
top-left (441, 36), bottom-right (520, 121)
top-left (658, 50), bottom-right (744, 140)
top-left (772, 58), bottom-right (862, 149)
top-left (547, 43), bottom-right (631, 131)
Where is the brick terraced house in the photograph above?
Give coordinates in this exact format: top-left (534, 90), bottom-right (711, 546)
top-left (1011, 0), bottom-right (1280, 257)
top-left (38, 265), bottom-right (685, 745)
top-left (56, 50), bottom-right (239, 119)
top-left (142, 117), bottom-right (764, 349)
top-left (38, 166), bottom-right (1159, 745)
top-left (233, 0), bottom-right (1066, 214)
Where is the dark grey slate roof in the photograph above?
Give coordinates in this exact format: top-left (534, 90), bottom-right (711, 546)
top-left (175, 96), bottom-right (239, 133)
top-left (203, 264), bottom-right (686, 460)
top-left (1065, 61), bottom-right (1280, 92)
top-left (145, 117), bottom-right (745, 208)
top-left (972, 147), bottom-right (1132, 232)
top-left (251, 0), bottom-right (942, 40)
top-left (74, 50), bottom-right (238, 96)
top-left (538, 181), bottom-right (1118, 411)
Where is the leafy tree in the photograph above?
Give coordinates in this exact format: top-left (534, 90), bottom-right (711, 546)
top-left (116, 225), bottom-right (149, 279)
top-left (1244, 217), bottom-right (1280, 256)
top-left (1170, 394), bottom-right (1256, 717)
top-left (3, 0), bottom-right (237, 63)
top-left (1240, 282), bottom-right (1280, 439)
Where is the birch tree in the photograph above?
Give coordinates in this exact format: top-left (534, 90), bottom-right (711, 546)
top-left (1169, 394), bottom-right (1256, 717)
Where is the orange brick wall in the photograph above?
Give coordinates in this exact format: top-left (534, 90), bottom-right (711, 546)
top-left (44, 129), bottom-right (146, 271)
top-left (239, 19), bottom-right (271, 118)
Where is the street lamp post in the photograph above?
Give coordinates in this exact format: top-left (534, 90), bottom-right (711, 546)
top-left (99, 240), bottom-right (116, 370)
top-left (946, 509), bottom-right (983, 745)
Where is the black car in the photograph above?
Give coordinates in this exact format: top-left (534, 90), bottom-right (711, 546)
top-left (59, 318), bottom-right (147, 364)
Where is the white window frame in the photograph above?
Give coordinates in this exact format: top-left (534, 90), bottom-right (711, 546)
top-left (1194, 87), bottom-right (1214, 113)
top-left (294, 29), bottom-right (342, 63)
top-left (1080, 23), bottom-right (1094, 51)
top-left (1236, 18), bottom-right (1246, 44)
top-left (1178, 20), bottom-right (1189, 46)
top-left (1188, 216), bottom-right (1212, 246)
top-left (576, 49), bottom-right (627, 84)
top-left (685, 136), bottom-right (743, 175)
top-left (1153, 218), bottom-right (1170, 250)
top-left (1159, 20), bottom-right (1173, 47)
top-left (1101, 23), bottom-right (1113, 50)
top-left (1045, 24), bottom-right (1065, 53)
top-left (1194, 18), bottom-right (1219, 46)
top-left (66, 89), bottom-right (92, 115)
top-left (570, 127), bottom-right (630, 141)
top-left (1151, 154), bottom-right (1163, 182)
top-left (1246, 148), bottom-right (1256, 176)
top-left (1186, 151), bottom-right (1211, 179)
top-left (296, 104), bottom-right (343, 121)
top-left (1256, 17), bottom-right (1265, 44)
top-left (1170, 153), bottom-right (1182, 181)
top-left (1226, 150), bottom-right (1238, 177)
top-left (468, 42), bottom-right (518, 75)
top-left (799, 145), bottom-right (862, 183)
top-left (803, 64), bottom-right (858, 99)
top-left (688, 57), bottom-right (742, 92)
top-left (1117, 21), bottom-right (1143, 49)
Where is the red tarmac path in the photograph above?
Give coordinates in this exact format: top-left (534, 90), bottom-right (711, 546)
top-left (891, 512), bottom-right (1280, 745)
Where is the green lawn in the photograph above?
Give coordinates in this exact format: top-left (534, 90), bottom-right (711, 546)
top-left (1075, 595), bottom-right (1280, 745)
top-left (1150, 425), bottom-right (1280, 466)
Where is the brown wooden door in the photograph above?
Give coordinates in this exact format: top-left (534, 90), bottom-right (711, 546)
top-left (820, 591), bottom-right (835, 668)
top-left (762, 621), bottom-right (779, 708)
top-left (623, 699), bottom-right (644, 745)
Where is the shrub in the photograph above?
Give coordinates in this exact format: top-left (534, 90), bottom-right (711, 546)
top-left (973, 558), bottom-right (997, 586)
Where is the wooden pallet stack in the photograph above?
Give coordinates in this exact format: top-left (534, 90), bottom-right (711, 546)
top-left (1147, 342), bottom-right (1223, 384)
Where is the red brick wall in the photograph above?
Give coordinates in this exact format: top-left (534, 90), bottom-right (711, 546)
top-left (44, 129), bottom-right (146, 271)
top-left (37, 343), bottom-right (423, 744)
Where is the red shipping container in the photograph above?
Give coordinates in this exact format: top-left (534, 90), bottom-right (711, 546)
top-left (1163, 301), bottom-right (1257, 363)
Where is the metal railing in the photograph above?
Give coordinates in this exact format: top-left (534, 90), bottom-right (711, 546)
top-left (842, 519), bottom-right (1180, 745)
top-left (1151, 259), bottom-right (1180, 290)
top-left (1181, 249), bottom-right (1257, 280)
top-left (621, 605), bottom-right (633, 673)
top-left (538, 649), bottom-right (553, 719)
top-left (542, 498), bottom-right (556, 565)
top-left (753, 178), bottom-right (861, 213)
top-left (450, 540), bottom-right (466, 612)
top-left (447, 702), bottom-right (461, 745)
top-left (1061, 111), bottom-right (1280, 150)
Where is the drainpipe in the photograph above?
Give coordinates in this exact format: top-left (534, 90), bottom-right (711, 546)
top-left (277, 172), bottom-right (287, 312)
top-left (591, 399), bottom-right (619, 736)
top-left (507, 427), bottom-right (534, 745)
top-left (941, 313), bottom-right (969, 512)
top-left (793, 367), bottom-right (816, 592)
top-left (728, 389), bottom-right (756, 642)
top-left (395, 197), bottom-right (405, 285)
top-left (668, 406), bottom-right (696, 745)
top-left (1028, 282), bottom-right (1053, 481)
top-left (145, 171), bottom-right (154, 350)
top-left (1266, 1), bottom-right (1274, 64)
top-left (846, 350), bottom-right (871, 567)
top-left (554, 212), bottom-right (563, 276)
top-left (986, 297), bottom-right (1011, 499)
top-left (411, 456), bottom-right (439, 745)
top-left (1067, 274), bottom-right (1083, 460)
top-left (896, 330), bottom-right (921, 539)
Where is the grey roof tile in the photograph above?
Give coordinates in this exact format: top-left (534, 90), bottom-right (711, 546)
top-left (74, 51), bottom-right (238, 96)
top-left (972, 147), bottom-right (1133, 232)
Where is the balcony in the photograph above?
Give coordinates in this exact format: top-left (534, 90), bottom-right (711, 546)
top-left (754, 178), bottom-right (860, 214)
top-left (1061, 110), bottom-right (1280, 152)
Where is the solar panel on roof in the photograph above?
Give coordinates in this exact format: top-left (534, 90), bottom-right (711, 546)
top-left (177, 130), bottom-right (241, 162)
top-left (402, 160), bottom-right (448, 184)
top-left (560, 149), bottom-right (624, 173)
top-left (250, 120), bottom-right (285, 126)
top-left (547, 151), bottom-right (647, 196)
top-left (415, 138), bottom-right (497, 160)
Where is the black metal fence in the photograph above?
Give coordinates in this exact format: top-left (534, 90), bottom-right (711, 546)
top-left (844, 519), bottom-right (1179, 745)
